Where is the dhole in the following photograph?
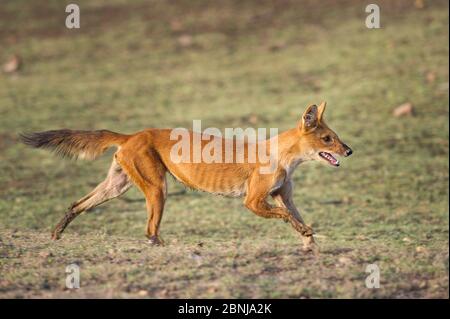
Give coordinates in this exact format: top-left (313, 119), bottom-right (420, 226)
top-left (20, 102), bottom-right (352, 252)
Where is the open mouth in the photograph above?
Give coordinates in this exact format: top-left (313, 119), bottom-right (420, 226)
top-left (319, 152), bottom-right (340, 167)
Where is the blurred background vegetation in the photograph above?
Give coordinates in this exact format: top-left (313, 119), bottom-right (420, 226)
top-left (0, 0), bottom-right (448, 298)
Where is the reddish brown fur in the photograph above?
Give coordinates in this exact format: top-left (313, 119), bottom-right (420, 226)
top-left (21, 102), bottom-right (352, 251)
top-left (20, 129), bottom-right (129, 160)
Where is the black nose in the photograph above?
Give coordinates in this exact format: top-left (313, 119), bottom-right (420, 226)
top-left (344, 144), bottom-right (353, 157)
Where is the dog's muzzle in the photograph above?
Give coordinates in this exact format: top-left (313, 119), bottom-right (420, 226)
top-left (343, 144), bottom-right (353, 157)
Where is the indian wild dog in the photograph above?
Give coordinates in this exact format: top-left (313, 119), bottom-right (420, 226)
top-left (20, 102), bottom-right (352, 251)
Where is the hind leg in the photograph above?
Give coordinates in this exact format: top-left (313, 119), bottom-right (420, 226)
top-left (143, 181), bottom-right (167, 245)
top-left (115, 149), bottom-right (167, 245)
top-left (51, 159), bottom-right (132, 240)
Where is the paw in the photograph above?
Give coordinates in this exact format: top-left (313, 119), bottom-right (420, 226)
top-left (303, 243), bottom-right (319, 253)
top-left (147, 235), bottom-right (164, 246)
top-left (51, 231), bottom-right (61, 241)
top-left (301, 235), bottom-right (319, 255)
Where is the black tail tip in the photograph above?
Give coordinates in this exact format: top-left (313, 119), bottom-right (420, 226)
top-left (19, 132), bottom-right (36, 147)
top-left (19, 131), bottom-right (49, 148)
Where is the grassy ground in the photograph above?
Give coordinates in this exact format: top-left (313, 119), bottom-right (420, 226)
top-left (0, 0), bottom-right (448, 298)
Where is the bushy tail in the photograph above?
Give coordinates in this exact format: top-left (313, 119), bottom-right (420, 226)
top-left (19, 129), bottom-right (130, 160)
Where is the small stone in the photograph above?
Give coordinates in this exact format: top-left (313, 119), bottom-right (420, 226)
top-left (170, 20), bottom-right (183, 32)
top-left (419, 281), bottom-right (428, 289)
top-left (416, 246), bottom-right (428, 253)
top-left (137, 290), bottom-right (148, 297)
top-left (189, 252), bottom-right (202, 263)
top-left (2, 54), bottom-right (21, 73)
top-left (207, 286), bottom-right (218, 293)
top-left (338, 256), bottom-right (352, 265)
top-left (425, 71), bottom-right (436, 84)
top-left (38, 251), bottom-right (53, 258)
top-left (248, 114), bottom-right (258, 125)
top-left (178, 35), bottom-right (193, 48)
top-left (414, 0), bottom-right (425, 9)
top-left (393, 103), bottom-right (414, 117)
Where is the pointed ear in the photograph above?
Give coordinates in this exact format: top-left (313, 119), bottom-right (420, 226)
top-left (318, 101), bottom-right (327, 122)
top-left (299, 104), bottom-right (319, 132)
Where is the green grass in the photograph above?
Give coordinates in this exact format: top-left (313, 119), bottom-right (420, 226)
top-left (0, 0), bottom-right (448, 298)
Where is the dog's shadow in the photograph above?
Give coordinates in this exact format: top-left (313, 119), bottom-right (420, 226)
top-left (321, 247), bottom-right (353, 255)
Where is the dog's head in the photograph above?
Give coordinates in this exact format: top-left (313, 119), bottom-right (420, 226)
top-left (297, 102), bottom-right (352, 167)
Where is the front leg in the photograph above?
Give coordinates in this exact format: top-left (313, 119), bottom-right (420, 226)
top-left (272, 179), bottom-right (318, 252)
top-left (244, 171), bottom-right (314, 239)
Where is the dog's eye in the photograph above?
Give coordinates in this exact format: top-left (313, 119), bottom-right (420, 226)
top-left (322, 136), bottom-right (332, 143)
